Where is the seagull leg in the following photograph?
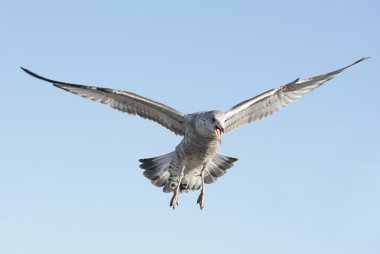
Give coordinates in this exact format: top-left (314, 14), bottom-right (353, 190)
top-left (170, 189), bottom-right (180, 209)
top-left (197, 165), bottom-right (206, 210)
top-left (170, 166), bottom-right (185, 209)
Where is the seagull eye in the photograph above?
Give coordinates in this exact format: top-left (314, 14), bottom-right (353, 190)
top-left (211, 117), bottom-right (216, 122)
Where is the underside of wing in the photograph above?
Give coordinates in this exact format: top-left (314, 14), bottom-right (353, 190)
top-left (21, 68), bottom-right (187, 135)
top-left (224, 57), bottom-right (368, 133)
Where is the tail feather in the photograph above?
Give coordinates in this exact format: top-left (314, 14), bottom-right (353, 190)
top-left (139, 152), bottom-right (174, 188)
top-left (139, 152), bottom-right (237, 192)
top-left (204, 153), bottom-right (238, 184)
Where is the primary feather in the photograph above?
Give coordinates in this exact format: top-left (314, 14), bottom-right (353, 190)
top-left (224, 57), bottom-right (368, 133)
top-left (20, 67), bottom-right (186, 135)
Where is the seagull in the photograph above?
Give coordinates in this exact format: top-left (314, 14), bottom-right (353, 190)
top-left (21, 57), bottom-right (367, 209)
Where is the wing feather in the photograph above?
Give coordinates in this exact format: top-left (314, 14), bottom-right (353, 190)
top-left (21, 68), bottom-right (187, 135)
top-left (224, 58), bottom-right (368, 133)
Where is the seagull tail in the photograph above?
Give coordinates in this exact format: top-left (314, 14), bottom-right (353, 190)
top-left (203, 153), bottom-right (238, 184)
top-left (139, 152), bottom-right (175, 191)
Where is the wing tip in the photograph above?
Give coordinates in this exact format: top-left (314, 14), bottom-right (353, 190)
top-left (20, 67), bottom-right (36, 77)
top-left (336, 57), bottom-right (370, 75)
top-left (20, 67), bottom-right (56, 84)
top-left (353, 56), bottom-right (370, 66)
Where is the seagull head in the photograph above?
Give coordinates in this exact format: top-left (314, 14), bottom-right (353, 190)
top-left (208, 111), bottom-right (225, 140)
top-left (193, 111), bottom-right (225, 140)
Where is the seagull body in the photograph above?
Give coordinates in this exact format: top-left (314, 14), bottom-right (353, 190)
top-left (22, 58), bottom-right (367, 209)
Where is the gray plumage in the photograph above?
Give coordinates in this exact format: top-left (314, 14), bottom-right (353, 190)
top-left (21, 57), bottom-right (368, 209)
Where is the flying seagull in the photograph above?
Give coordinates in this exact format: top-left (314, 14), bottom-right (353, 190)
top-left (21, 57), bottom-right (367, 209)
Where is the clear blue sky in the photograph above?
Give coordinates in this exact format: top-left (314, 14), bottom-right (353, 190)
top-left (1, 1), bottom-right (379, 253)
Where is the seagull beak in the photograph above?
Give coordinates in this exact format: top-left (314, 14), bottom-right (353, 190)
top-left (214, 126), bottom-right (224, 139)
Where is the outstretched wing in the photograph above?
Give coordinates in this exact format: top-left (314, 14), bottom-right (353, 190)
top-left (21, 68), bottom-right (187, 135)
top-left (224, 57), bottom-right (368, 133)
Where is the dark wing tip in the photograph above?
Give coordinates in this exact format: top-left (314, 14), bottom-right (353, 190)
top-left (325, 57), bottom-right (370, 78)
top-left (359, 56), bottom-right (370, 61)
top-left (20, 67), bottom-right (39, 78)
top-left (20, 67), bottom-right (57, 84)
top-left (353, 57), bottom-right (370, 66)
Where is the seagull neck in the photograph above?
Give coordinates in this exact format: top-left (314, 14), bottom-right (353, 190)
top-left (183, 131), bottom-right (217, 148)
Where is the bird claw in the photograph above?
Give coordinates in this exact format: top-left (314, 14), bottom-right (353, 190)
top-left (197, 191), bottom-right (205, 210)
top-left (170, 193), bottom-right (179, 209)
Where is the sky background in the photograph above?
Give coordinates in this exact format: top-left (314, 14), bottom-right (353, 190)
top-left (1, 1), bottom-right (379, 253)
